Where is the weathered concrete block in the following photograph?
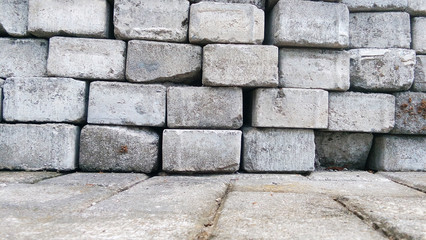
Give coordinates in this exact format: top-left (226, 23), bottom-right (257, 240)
top-left (407, 0), bottom-right (426, 16)
top-left (412, 17), bottom-right (426, 54)
top-left (47, 37), bottom-right (126, 80)
top-left (87, 82), bottom-right (166, 127)
top-left (162, 129), bottom-right (241, 173)
top-left (341, 0), bottom-right (407, 11)
top-left (349, 49), bottom-right (416, 92)
top-left (243, 128), bottom-right (315, 172)
top-left (0, 124), bottom-right (79, 171)
top-left (368, 135), bottom-right (426, 171)
top-left (0, 38), bottom-right (48, 78)
top-left (315, 131), bottom-right (373, 170)
top-left (328, 92), bottom-right (395, 132)
top-left (392, 92), bottom-right (426, 135)
top-left (2, 77), bottom-right (87, 123)
top-left (126, 41), bottom-right (202, 83)
top-left (189, 2), bottom-right (264, 44)
top-left (203, 44), bottom-right (278, 87)
top-left (167, 87), bottom-right (243, 129)
top-left (349, 12), bottom-right (411, 48)
top-left (252, 88), bottom-right (328, 129)
top-left (79, 125), bottom-right (159, 173)
top-left (0, 0), bottom-right (29, 37)
top-left (190, 0), bottom-right (266, 9)
top-left (268, 0), bottom-right (349, 48)
top-left (412, 55), bottom-right (426, 92)
top-left (279, 48), bottom-right (350, 91)
top-left (0, 79), bottom-right (3, 121)
top-left (113, 0), bottom-right (189, 42)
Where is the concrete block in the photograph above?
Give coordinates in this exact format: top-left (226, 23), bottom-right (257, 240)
top-left (412, 17), bottom-right (426, 54)
top-left (47, 37), bottom-right (126, 80)
top-left (0, 38), bottom-right (48, 78)
top-left (0, 79), bottom-right (3, 121)
top-left (113, 0), bottom-right (189, 42)
top-left (407, 0), bottom-right (426, 16)
top-left (190, 0), bottom-right (266, 9)
top-left (189, 2), bottom-right (264, 44)
top-left (167, 87), bottom-right (243, 129)
top-left (368, 135), bottom-right (426, 171)
top-left (341, 0), bottom-right (407, 11)
top-left (268, 0), bottom-right (349, 48)
top-left (243, 128), bottom-right (315, 172)
top-left (126, 40), bottom-right (202, 83)
top-left (202, 44), bottom-right (278, 87)
top-left (328, 92), bottom-right (395, 133)
top-left (79, 125), bottom-right (159, 173)
top-left (392, 92), bottom-right (426, 135)
top-left (0, 0), bottom-right (29, 37)
top-left (2, 77), bottom-right (87, 123)
top-left (279, 48), bottom-right (350, 91)
top-left (349, 49), bottom-right (416, 92)
top-left (0, 124), bottom-right (79, 171)
top-left (349, 12), bottom-right (411, 48)
top-left (251, 88), bottom-right (328, 129)
top-left (412, 55), bottom-right (426, 92)
top-left (162, 129), bottom-right (242, 173)
top-left (87, 81), bottom-right (166, 127)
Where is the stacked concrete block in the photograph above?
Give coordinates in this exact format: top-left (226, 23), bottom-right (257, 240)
top-left (413, 55), bottom-right (426, 92)
top-left (341, 0), bottom-right (407, 12)
top-left (191, 0), bottom-right (265, 9)
top-left (412, 18), bottom-right (426, 54)
top-left (407, 0), bottom-right (426, 16)
top-left (391, 92), bottom-right (426, 135)
top-left (0, 79), bottom-right (3, 121)
top-left (0, 0), bottom-right (29, 37)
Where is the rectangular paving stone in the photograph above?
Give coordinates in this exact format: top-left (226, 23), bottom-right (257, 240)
top-left (0, 0), bottom-right (29, 37)
top-left (341, 0), bottom-right (407, 11)
top-left (391, 92), bottom-right (426, 134)
top-left (0, 171), bottom-right (62, 184)
top-left (378, 172), bottom-right (426, 192)
top-left (412, 17), bottom-right (426, 54)
top-left (412, 55), bottom-right (426, 92)
top-left (407, 0), bottom-right (426, 16)
top-left (190, 0), bottom-right (266, 9)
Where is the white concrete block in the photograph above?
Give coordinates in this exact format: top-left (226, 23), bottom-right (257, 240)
top-left (412, 55), bottom-right (426, 92)
top-left (0, 0), bottom-right (29, 37)
top-left (407, 0), bottom-right (426, 16)
top-left (412, 17), bottom-right (426, 54)
top-left (341, 0), bottom-right (407, 11)
top-left (190, 0), bottom-right (266, 9)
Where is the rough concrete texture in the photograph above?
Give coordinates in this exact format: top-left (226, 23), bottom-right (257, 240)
top-left (349, 12), bottom-right (411, 49)
top-left (126, 40), bottom-right (202, 83)
top-left (28, 0), bottom-right (110, 38)
top-left (167, 87), bottom-right (243, 129)
top-left (349, 48), bottom-right (415, 92)
top-left (0, 0), bottom-right (29, 37)
top-left (189, 2), bottom-right (264, 44)
top-left (47, 37), bottom-right (126, 80)
top-left (0, 79), bottom-right (3, 121)
top-left (0, 171), bottom-right (62, 184)
top-left (0, 38), bottom-right (48, 78)
top-left (279, 48), bottom-right (350, 90)
top-left (413, 55), bottom-right (426, 92)
top-left (0, 124), bottom-right (79, 171)
top-left (79, 125), bottom-right (160, 173)
top-left (328, 92), bottom-right (395, 132)
top-left (268, 0), bottom-right (349, 48)
top-left (251, 88), bottom-right (329, 129)
top-left (190, 0), bottom-right (266, 9)
top-left (315, 131), bottom-right (374, 169)
top-left (391, 91), bottom-right (426, 134)
top-left (113, 0), bottom-right (189, 42)
top-left (407, 0), bottom-right (426, 16)
top-left (2, 77), bottom-right (88, 123)
top-left (368, 135), bottom-right (426, 171)
top-left (243, 128), bottom-right (315, 172)
top-left (162, 129), bottom-right (242, 173)
top-left (412, 17), bottom-right (426, 54)
top-left (341, 0), bottom-right (407, 11)
top-left (378, 172), bottom-right (426, 192)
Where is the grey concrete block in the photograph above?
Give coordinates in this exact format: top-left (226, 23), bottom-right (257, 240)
top-left (0, 124), bottom-right (79, 171)
top-left (202, 44), bottom-right (278, 87)
top-left (2, 77), bottom-right (87, 123)
top-left (189, 2), bottom-right (264, 44)
top-left (252, 88), bottom-right (328, 129)
top-left (268, 0), bottom-right (349, 48)
top-left (349, 12), bottom-right (411, 48)
top-left (412, 17), bottom-right (426, 54)
top-left (349, 49), bottom-right (416, 92)
top-left (407, 0), bottom-right (426, 16)
top-left (328, 92), bottom-right (395, 133)
top-left (190, 0), bottom-right (265, 9)
top-left (391, 92), bottom-right (426, 135)
top-left (0, 79), bottom-right (3, 122)
top-left (279, 48), bottom-right (350, 91)
top-left (47, 37), bottom-right (126, 80)
top-left (162, 129), bottom-right (242, 173)
top-left (412, 55), bottom-right (426, 92)
top-left (243, 128), bottom-right (315, 172)
top-left (79, 125), bottom-right (159, 173)
top-left (126, 40), bottom-right (202, 83)
top-left (341, 0), bottom-right (407, 11)
top-left (0, 38), bottom-right (48, 78)
top-left (0, 0), bottom-right (29, 37)
top-left (167, 87), bottom-right (243, 129)
top-left (113, 0), bottom-right (189, 42)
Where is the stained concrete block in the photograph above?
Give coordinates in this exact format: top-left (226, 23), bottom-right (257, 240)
top-left (349, 12), bottom-right (411, 48)
top-left (47, 37), bottom-right (126, 80)
top-left (0, 0), bottom-right (29, 37)
top-left (167, 87), bottom-right (243, 129)
top-left (349, 49), bottom-right (416, 92)
top-left (113, 0), bottom-right (189, 42)
top-left (202, 44), bottom-right (278, 87)
top-left (407, 0), bottom-right (426, 16)
top-left (87, 82), bottom-right (166, 127)
top-left (328, 92), bottom-right (395, 133)
top-left (391, 92), bottom-right (426, 135)
top-left (412, 17), bottom-right (426, 54)
top-left (412, 55), bottom-right (426, 92)
top-left (268, 0), bottom-right (349, 48)
top-left (252, 88), bottom-right (328, 129)
top-left (126, 40), bottom-right (202, 83)
top-left (279, 48), bottom-right (350, 91)
top-left (162, 129), bottom-right (242, 173)
top-left (0, 124), bottom-right (79, 171)
top-left (189, 2), bottom-right (264, 44)
top-left (341, 0), bottom-right (407, 11)
top-left (2, 77), bottom-right (87, 123)
top-left (243, 128), bottom-right (315, 172)
top-left (79, 125), bottom-right (159, 173)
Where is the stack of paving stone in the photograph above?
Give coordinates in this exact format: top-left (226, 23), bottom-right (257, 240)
top-left (0, 0), bottom-right (424, 173)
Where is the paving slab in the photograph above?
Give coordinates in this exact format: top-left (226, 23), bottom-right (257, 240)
top-left (0, 171), bottom-right (62, 184)
top-left (378, 172), bottom-right (426, 192)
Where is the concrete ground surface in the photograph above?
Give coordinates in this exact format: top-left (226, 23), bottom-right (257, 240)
top-left (0, 171), bottom-right (424, 240)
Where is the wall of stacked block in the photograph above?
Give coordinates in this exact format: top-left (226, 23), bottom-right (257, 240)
top-left (0, 0), bottom-right (425, 173)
